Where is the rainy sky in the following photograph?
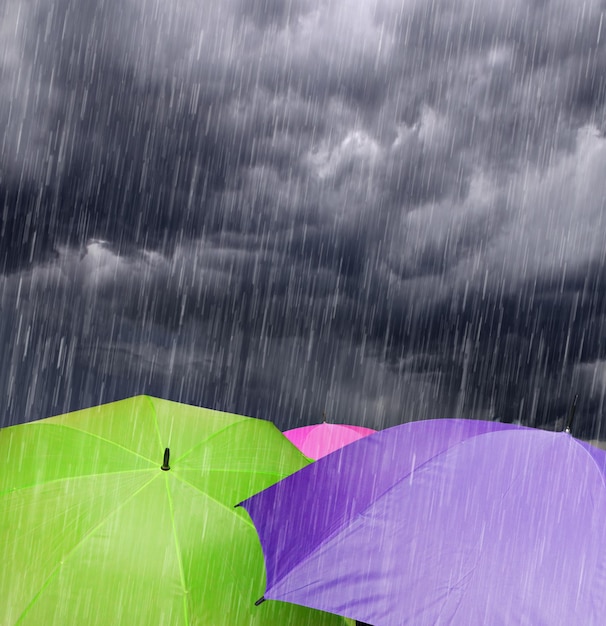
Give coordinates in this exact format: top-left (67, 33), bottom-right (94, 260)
top-left (1, 0), bottom-right (606, 437)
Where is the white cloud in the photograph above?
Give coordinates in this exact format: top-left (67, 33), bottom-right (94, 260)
top-left (309, 129), bottom-right (380, 179)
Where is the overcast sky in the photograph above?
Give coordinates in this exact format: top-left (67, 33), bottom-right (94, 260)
top-left (1, 0), bottom-right (606, 437)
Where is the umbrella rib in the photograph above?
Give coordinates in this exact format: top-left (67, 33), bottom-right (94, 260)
top-left (267, 430), bottom-right (514, 590)
top-left (164, 474), bottom-right (190, 626)
top-left (0, 468), bottom-right (154, 497)
top-left (170, 472), bottom-right (256, 530)
top-left (346, 429), bottom-right (524, 519)
top-left (166, 475), bottom-right (265, 612)
top-left (144, 395), bottom-right (165, 454)
top-left (13, 473), bottom-right (160, 626)
top-left (570, 436), bottom-right (606, 489)
top-left (172, 418), bottom-right (252, 463)
top-left (45, 423), bottom-right (157, 465)
top-left (177, 468), bottom-right (287, 480)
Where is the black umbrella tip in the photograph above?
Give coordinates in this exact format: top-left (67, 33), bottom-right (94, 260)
top-left (161, 447), bottom-right (170, 471)
top-left (564, 394), bottom-right (579, 434)
top-left (255, 596), bottom-right (266, 606)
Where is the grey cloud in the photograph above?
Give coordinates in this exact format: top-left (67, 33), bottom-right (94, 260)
top-left (0, 243), bottom-right (439, 429)
top-left (2, 0), bottom-right (606, 437)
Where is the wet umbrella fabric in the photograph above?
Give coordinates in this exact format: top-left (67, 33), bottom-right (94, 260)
top-left (283, 423), bottom-right (376, 459)
top-left (0, 395), bottom-right (351, 626)
top-left (241, 419), bottom-right (606, 625)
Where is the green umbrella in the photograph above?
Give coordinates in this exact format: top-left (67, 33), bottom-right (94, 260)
top-left (0, 395), bottom-right (351, 625)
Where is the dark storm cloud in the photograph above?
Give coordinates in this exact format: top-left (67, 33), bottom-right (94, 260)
top-left (1, 0), bottom-right (606, 435)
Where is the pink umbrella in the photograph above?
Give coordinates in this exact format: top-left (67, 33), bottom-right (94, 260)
top-left (284, 422), bottom-right (376, 459)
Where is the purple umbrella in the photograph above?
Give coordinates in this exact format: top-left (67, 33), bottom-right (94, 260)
top-left (240, 419), bottom-right (606, 625)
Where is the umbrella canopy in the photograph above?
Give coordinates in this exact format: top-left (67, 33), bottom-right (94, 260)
top-left (0, 395), bottom-right (351, 626)
top-left (283, 423), bottom-right (376, 459)
top-left (241, 419), bottom-right (606, 625)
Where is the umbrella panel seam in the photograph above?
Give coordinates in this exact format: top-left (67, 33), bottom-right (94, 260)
top-left (266, 425), bottom-right (529, 593)
top-left (170, 472), bottom-right (257, 530)
top-left (164, 474), bottom-right (191, 626)
top-left (0, 468), bottom-right (155, 498)
top-left (11, 473), bottom-right (160, 625)
top-left (569, 436), bottom-right (606, 490)
top-left (167, 474), bottom-right (290, 616)
top-left (264, 428), bottom-right (604, 624)
top-left (35, 423), bottom-right (159, 466)
top-left (172, 417), bottom-right (257, 463)
top-left (297, 425), bottom-right (374, 442)
top-left (177, 468), bottom-right (288, 480)
top-left (144, 395), bottom-right (165, 457)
